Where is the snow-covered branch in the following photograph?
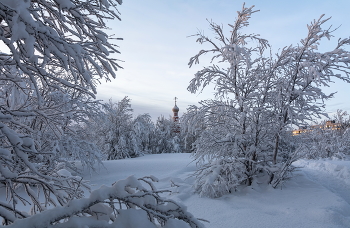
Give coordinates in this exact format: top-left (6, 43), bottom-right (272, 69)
top-left (1, 176), bottom-right (204, 228)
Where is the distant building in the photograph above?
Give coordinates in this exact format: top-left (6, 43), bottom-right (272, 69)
top-left (292, 120), bottom-right (341, 136)
top-left (172, 97), bottom-right (180, 134)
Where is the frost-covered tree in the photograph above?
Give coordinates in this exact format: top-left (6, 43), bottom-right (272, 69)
top-left (187, 5), bottom-right (275, 197)
top-left (96, 97), bottom-right (134, 160)
top-left (87, 97), bottom-right (160, 159)
top-left (297, 110), bottom-right (350, 159)
top-left (187, 4), bottom-right (350, 197)
top-left (131, 113), bottom-right (156, 155)
top-left (154, 115), bottom-right (183, 154)
top-left (0, 0), bottom-right (122, 224)
top-left (332, 109), bottom-right (350, 134)
top-left (180, 108), bottom-right (206, 153)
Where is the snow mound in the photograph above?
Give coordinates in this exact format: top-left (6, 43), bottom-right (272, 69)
top-left (294, 159), bottom-right (350, 186)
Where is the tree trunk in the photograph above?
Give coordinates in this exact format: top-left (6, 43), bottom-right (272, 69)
top-left (273, 134), bottom-right (279, 164)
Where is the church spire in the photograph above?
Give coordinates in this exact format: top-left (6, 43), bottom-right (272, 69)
top-left (172, 97), bottom-right (180, 133)
top-left (172, 97), bottom-right (179, 114)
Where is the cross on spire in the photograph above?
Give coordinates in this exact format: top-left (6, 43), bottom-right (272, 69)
top-left (174, 97), bottom-right (178, 105)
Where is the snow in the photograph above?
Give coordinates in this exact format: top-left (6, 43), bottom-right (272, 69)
top-left (57, 169), bottom-right (73, 177)
top-left (0, 166), bottom-right (17, 179)
top-left (295, 159), bottom-right (350, 185)
top-left (112, 209), bottom-right (157, 228)
top-left (54, 0), bottom-right (74, 10)
top-left (81, 153), bottom-right (350, 228)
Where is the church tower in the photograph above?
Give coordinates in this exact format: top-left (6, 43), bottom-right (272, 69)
top-left (172, 97), bottom-right (180, 133)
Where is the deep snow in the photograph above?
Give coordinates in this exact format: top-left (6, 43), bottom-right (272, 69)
top-left (82, 154), bottom-right (350, 228)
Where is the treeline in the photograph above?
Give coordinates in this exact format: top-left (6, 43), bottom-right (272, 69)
top-left (83, 96), bottom-right (185, 161)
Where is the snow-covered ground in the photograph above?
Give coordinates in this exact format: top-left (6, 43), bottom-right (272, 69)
top-left (82, 153), bottom-right (350, 228)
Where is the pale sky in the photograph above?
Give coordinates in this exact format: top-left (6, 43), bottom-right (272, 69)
top-left (96, 0), bottom-right (350, 120)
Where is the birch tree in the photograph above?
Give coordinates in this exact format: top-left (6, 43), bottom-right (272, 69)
top-left (187, 4), bottom-right (350, 197)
